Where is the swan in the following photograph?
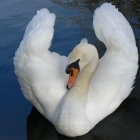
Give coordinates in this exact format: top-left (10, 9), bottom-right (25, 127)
top-left (14, 3), bottom-right (138, 137)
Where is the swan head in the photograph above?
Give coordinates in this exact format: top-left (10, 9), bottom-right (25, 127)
top-left (66, 42), bottom-right (99, 90)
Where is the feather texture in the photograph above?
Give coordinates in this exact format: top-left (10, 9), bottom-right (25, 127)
top-left (14, 9), bottom-right (67, 120)
top-left (14, 3), bottom-right (138, 137)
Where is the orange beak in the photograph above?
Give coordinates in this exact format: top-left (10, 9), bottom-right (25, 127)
top-left (67, 68), bottom-right (79, 90)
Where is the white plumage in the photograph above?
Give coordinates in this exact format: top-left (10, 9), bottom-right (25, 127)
top-left (14, 3), bottom-right (138, 137)
top-left (14, 9), bottom-right (67, 119)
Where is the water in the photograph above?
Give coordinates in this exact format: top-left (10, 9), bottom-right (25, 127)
top-left (0, 0), bottom-right (140, 140)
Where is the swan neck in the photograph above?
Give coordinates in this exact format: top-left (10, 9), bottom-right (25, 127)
top-left (70, 60), bottom-right (98, 100)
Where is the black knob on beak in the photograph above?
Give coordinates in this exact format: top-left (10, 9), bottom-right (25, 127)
top-left (66, 65), bottom-right (72, 74)
top-left (65, 59), bottom-right (80, 74)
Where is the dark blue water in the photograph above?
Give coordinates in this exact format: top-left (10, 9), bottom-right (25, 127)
top-left (0, 0), bottom-right (140, 140)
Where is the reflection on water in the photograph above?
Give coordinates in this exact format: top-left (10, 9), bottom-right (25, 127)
top-left (27, 107), bottom-right (103, 140)
top-left (27, 90), bottom-right (140, 140)
top-left (0, 0), bottom-right (140, 139)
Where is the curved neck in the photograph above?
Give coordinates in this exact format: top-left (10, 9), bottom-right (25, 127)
top-left (69, 59), bottom-right (99, 100)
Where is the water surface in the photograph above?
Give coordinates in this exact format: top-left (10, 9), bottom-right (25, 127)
top-left (0, 0), bottom-right (140, 140)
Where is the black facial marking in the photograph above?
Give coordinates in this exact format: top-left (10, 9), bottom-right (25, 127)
top-left (65, 59), bottom-right (80, 74)
top-left (67, 85), bottom-right (69, 90)
top-left (66, 67), bottom-right (72, 74)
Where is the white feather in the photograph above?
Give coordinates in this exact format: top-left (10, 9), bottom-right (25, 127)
top-left (14, 3), bottom-right (138, 137)
top-left (14, 9), bottom-right (67, 120)
top-left (87, 3), bottom-right (138, 123)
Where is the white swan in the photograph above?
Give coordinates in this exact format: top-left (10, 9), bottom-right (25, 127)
top-left (14, 3), bottom-right (138, 137)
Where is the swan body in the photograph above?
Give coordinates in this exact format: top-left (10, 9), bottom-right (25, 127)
top-left (14, 3), bottom-right (138, 137)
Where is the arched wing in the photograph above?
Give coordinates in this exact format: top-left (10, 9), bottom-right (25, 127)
top-left (14, 9), bottom-right (68, 120)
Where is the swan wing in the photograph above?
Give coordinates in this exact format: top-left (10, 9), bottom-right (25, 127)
top-left (14, 9), bottom-right (67, 120)
top-left (87, 3), bottom-right (138, 122)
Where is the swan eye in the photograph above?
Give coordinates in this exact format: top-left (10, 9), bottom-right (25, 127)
top-left (65, 59), bottom-right (80, 74)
